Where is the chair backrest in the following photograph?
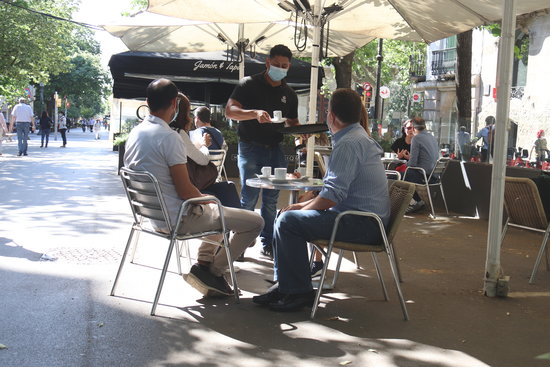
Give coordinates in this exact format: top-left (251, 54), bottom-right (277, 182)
top-left (385, 169), bottom-right (401, 181)
top-left (120, 167), bottom-right (172, 233)
top-left (314, 151), bottom-right (327, 177)
top-left (504, 176), bottom-right (548, 230)
top-left (428, 157), bottom-right (450, 182)
top-left (208, 149), bottom-right (227, 181)
top-left (386, 180), bottom-right (415, 242)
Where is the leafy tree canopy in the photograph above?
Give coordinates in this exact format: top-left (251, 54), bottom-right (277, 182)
top-left (0, 0), bottom-right (79, 99)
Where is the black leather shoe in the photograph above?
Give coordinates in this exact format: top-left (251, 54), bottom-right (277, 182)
top-left (252, 284), bottom-right (283, 306)
top-left (268, 290), bottom-right (315, 312)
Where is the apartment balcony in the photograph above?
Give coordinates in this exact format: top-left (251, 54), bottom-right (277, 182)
top-left (431, 49), bottom-right (456, 80)
top-left (409, 54), bottom-right (426, 82)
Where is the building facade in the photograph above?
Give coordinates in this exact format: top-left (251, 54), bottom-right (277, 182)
top-left (413, 10), bottom-right (550, 156)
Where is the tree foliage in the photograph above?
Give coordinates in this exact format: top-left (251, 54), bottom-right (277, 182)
top-left (0, 0), bottom-right (79, 100)
top-left (352, 39), bottom-right (426, 120)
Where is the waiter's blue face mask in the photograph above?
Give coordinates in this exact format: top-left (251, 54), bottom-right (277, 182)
top-left (268, 65), bottom-right (288, 82)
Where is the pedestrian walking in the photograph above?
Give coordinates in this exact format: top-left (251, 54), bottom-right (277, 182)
top-left (38, 111), bottom-right (52, 148)
top-left (0, 111), bottom-right (8, 155)
top-left (58, 112), bottom-right (67, 148)
top-left (9, 97), bottom-right (35, 156)
top-left (93, 119), bottom-right (102, 139)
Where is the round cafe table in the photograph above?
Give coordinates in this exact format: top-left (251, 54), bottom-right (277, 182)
top-left (245, 177), bottom-right (323, 205)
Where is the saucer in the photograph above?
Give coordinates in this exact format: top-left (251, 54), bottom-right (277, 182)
top-left (270, 118), bottom-right (286, 123)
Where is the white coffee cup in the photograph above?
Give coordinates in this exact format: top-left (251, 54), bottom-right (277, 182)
top-left (273, 110), bottom-right (282, 121)
top-left (296, 167), bottom-right (307, 177)
top-left (384, 152), bottom-right (391, 158)
top-left (261, 166), bottom-right (272, 177)
top-left (390, 152), bottom-right (397, 159)
top-left (274, 167), bottom-right (287, 180)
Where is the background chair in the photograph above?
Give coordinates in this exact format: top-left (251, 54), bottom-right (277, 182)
top-left (502, 176), bottom-right (550, 284)
top-left (112, 167), bottom-right (238, 316)
top-left (310, 180), bottom-right (415, 320)
top-left (403, 157), bottom-right (450, 218)
top-left (208, 149), bottom-right (227, 182)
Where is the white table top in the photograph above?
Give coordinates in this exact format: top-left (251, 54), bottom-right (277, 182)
top-left (246, 177), bottom-right (324, 191)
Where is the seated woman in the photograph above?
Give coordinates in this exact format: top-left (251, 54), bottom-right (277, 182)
top-left (390, 119), bottom-right (414, 171)
top-left (171, 93), bottom-right (240, 208)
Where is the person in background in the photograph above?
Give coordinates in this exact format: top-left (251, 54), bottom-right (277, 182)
top-left (477, 116), bottom-right (495, 162)
top-left (93, 119), bottom-right (102, 140)
top-left (58, 112), bottom-right (67, 148)
top-left (530, 129), bottom-right (548, 166)
top-left (404, 117), bottom-right (439, 213)
top-left (38, 111), bottom-right (52, 148)
top-left (9, 97), bottom-right (35, 156)
top-left (391, 119), bottom-right (413, 161)
top-left (225, 44), bottom-right (301, 259)
top-left (456, 126), bottom-right (471, 161)
top-left (124, 78), bottom-right (263, 297)
top-left (0, 111), bottom-right (8, 155)
top-left (190, 106), bottom-right (227, 151)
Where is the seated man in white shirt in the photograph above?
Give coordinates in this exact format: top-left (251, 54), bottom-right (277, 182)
top-left (124, 78), bottom-right (264, 297)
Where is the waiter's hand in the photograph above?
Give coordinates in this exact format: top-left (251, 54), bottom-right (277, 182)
top-left (255, 110), bottom-right (272, 124)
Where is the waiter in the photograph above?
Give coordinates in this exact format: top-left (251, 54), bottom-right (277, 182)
top-left (225, 44), bottom-right (300, 259)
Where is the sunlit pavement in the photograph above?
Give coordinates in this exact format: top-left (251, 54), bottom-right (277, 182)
top-left (0, 129), bottom-right (548, 366)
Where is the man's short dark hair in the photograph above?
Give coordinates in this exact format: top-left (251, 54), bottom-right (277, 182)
top-left (147, 78), bottom-right (178, 112)
top-left (412, 117), bottom-right (426, 131)
top-left (194, 106), bottom-right (211, 123)
top-left (269, 44), bottom-right (292, 61)
top-left (330, 88), bottom-right (361, 124)
top-left (485, 115), bottom-right (495, 125)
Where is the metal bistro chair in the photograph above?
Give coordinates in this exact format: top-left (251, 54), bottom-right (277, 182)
top-left (403, 157), bottom-right (450, 218)
top-left (310, 180), bottom-right (415, 320)
top-left (111, 167), bottom-right (239, 316)
top-left (208, 149), bottom-right (228, 182)
top-left (502, 177), bottom-right (550, 284)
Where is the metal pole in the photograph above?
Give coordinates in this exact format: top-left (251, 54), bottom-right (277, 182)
top-left (54, 91), bottom-right (58, 140)
top-left (305, 0), bottom-right (322, 178)
top-left (374, 38), bottom-right (384, 122)
top-left (484, 0), bottom-right (516, 297)
top-left (238, 23), bottom-right (245, 80)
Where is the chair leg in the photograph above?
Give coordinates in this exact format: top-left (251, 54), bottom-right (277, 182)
top-left (529, 230), bottom-right (550, 284)
top-left (174, 240), bottom-right (183, 276)
top-left (222, 232), bottom-right (240, 302)
top-left (390, 240), bottom-right (403, 282)
top-left (371, 253), bottom-right (388, 301)
top-left (385, 247), bottom-right (409, 320)
top-left (151, 237), bottom-right (178, 316)
top-left (439, 184), bottom-right (449, 215)
top-left (129, 228), bottom-right (141, 263)
top-left (311, 245), bottom-right (335, 319)
top-left (425, 185), bottom-right (436, 219)
top-left (111, 227), bottom-right (137, 296)
top-left (352, 251), bottom-right (361, 269)
top-left (330, 249), bottom-right (345, 289)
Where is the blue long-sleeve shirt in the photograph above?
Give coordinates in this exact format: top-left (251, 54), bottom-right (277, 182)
top-left (319, 123), bottom-right (390, 226)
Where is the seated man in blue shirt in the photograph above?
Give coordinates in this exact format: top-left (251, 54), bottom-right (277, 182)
top-left (252, 88), bottom-right (390, 312)
top-left (190, 106), bottom-right (226, 151)
top-left (404, 117), bottom-right (439, 213)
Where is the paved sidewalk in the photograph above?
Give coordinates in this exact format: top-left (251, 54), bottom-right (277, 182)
top-left (0, 129), bottom-right (549, 366)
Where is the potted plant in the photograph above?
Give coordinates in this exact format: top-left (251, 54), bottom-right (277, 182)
top-left (113, 133), bottom-right (129, 174)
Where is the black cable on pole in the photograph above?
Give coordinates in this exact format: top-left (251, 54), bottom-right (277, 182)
top-left (0, 0), bottom-right (103, 31)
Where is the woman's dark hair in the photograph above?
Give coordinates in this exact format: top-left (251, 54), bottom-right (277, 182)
top-left (330, 88), bottom-right (361, 124)
top-left (269, 44), bottom-right (292, 61)
top-left (171, 92), bottom-right (192, 131)
top-left (147, 78), bottom-right (178, 112)
top-left (41, 111), bottom-right (48, 119)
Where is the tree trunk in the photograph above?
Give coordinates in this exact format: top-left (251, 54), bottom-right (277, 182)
top-left (332, 51), bottom-right (355, 88)
top-left (456, 30), bottom-right (472, 131)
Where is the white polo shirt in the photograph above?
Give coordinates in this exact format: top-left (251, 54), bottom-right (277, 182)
top-left (124, 114), bottom-right (187, 229)
top-left (12, 103), bottom-right (33, 122)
